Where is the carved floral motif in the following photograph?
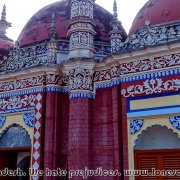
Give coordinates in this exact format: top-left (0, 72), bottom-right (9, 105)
top-left (0, 76), bottom-right (44, 93)
top-left (67, 68), bottom-right (94, 91)
top-left (119, 21), bottom-right (180, 53)
top-left (0, 94), bottom-right (36, 110)
top-left (121, 53), bottom-right (180, 75)
top-left (23, 112), bottom-right (34, 127)
top-left (121, 78), bottom-right (180, 97)
top-left (94, 53), bottom-right (180, 83)
top-left (94, 66), bottom-right (120, 82)
top-left (169, 116), bottom-right (180, 130)
top-left (0, 116), bottom-right (6, 128)
top-left (70, 31), bottom-right (94, 50)
top-left (71, 0), bottom-right (93, 19)
top-left (111, 36), bottom-right (123, 53)
top-left (0, 42), bottom-right (48, 72)
top-left (130, 119), bottom-right (144, 134)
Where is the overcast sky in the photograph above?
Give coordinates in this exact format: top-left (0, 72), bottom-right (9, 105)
top-left (0, 0), bottom-right (148, 41)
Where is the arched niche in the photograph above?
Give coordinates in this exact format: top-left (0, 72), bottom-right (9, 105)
top-left (0, 124), bottom-right (31, 148)
top-left (134, 125), bottom-right (180, 150)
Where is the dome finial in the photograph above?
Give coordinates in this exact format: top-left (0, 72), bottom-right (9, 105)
top-left (0, 4), bottom-right (12, 41)
top-left (113, 0), bottom-right (118, 21)
top-left (1, 4), bottom-right (6, 21)
top-left (109, 0), bottom-right (123, 53)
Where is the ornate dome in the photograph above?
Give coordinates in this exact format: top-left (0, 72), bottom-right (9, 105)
top-left (129, 0), bottom-right (180, 34)
top-left (17, 0), bottom-right (126, 47)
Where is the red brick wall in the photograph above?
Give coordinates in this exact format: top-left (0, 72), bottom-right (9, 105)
top-left (91, 87), bottom-right (125, 180)
top-left (43, 85), bottom-right (128, 180)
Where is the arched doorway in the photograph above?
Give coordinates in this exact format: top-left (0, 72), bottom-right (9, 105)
top-left (134, 125), bottom-right (180, 180)
top-left (0, 124), bottom-right (31, 180)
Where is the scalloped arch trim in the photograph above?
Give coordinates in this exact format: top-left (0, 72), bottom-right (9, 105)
top-left (0, 123), bottom-right (32, 148)
top-left (134, 124), bottom-right (180, 150)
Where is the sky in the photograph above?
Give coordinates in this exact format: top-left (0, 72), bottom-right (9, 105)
top-left (0, 0), bottom-right (148, 42)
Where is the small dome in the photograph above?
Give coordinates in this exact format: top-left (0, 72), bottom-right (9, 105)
top-left (129, 0), bottom-right (180, 34)
top-left (0, 40), bottom-right (14, 59)
top-left (17, 0), bottom-right (126, 47)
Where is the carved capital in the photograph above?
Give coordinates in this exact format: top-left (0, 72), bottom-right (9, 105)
top-left (63, 60), bottom-right (96, 98)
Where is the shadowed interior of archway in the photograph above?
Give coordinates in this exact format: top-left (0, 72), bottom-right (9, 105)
top-left (134, 125), bottom-right (180, 150)
top-left (0, 124), bottom-right (31, 180)
top-left (0, 124), bottom-right (31, 148)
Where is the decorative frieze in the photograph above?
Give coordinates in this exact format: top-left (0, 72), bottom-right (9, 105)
top-left (120, 53), bottom-right (180, 75)
top-left (121, 78), bottom-right (180, 97)
top-left (118, 20), bottom-right (180, 53)
top-left (169, 116), bottom-right (180, 130)
top-left (94, 66), bottom-right (120, 82)
top-left (94, 53), bottom-right (180, 83)
top-left (130, 119), bottom-right (144, 134)
top-left (0, 94), bottom-right (36, 110)
top-left (0, 76), bottom-right (44, 93)
top-left (0, 42), bottom-right (49, 72)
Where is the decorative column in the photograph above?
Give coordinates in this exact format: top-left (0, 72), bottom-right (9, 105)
top-left (63, 60), bottom-right (95, 179)
top-left (109, 0), bottom-right (123, 53)
top-left (47, 13), bottom-right (58, 63)
top-left (67, 0), bottom-right (96, 59)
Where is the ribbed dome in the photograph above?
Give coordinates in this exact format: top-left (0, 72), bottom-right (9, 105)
top-left (129, 0), bottom-right (180, 34)
top-left (17, 0), bottom-right (126, 47)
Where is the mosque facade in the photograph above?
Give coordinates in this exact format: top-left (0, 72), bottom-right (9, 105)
top-left (0, 0), bottom-right (180, 179)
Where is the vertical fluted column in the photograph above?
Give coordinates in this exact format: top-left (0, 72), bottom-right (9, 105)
top-left (67, 0), bottom-right (96, 59)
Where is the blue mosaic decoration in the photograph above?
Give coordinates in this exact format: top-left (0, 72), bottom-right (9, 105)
top-left (169, 116), bottom-right (180, 130)
top-left (23, 112), bottom-right (34, 127)
top-left (130, 119), bottom-right (144, 134)
top-left (0, 116), bottom-right (6, 128)
top-left (70, 92), bottom-right (95, 99)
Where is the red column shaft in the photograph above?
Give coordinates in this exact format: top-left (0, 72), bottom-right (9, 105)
top-left (68, 98), bottom-right (91, 180)
top-left (112, 86), bottom-right (123, 180)
top-left (44, 92), bottom-right (60, 180)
